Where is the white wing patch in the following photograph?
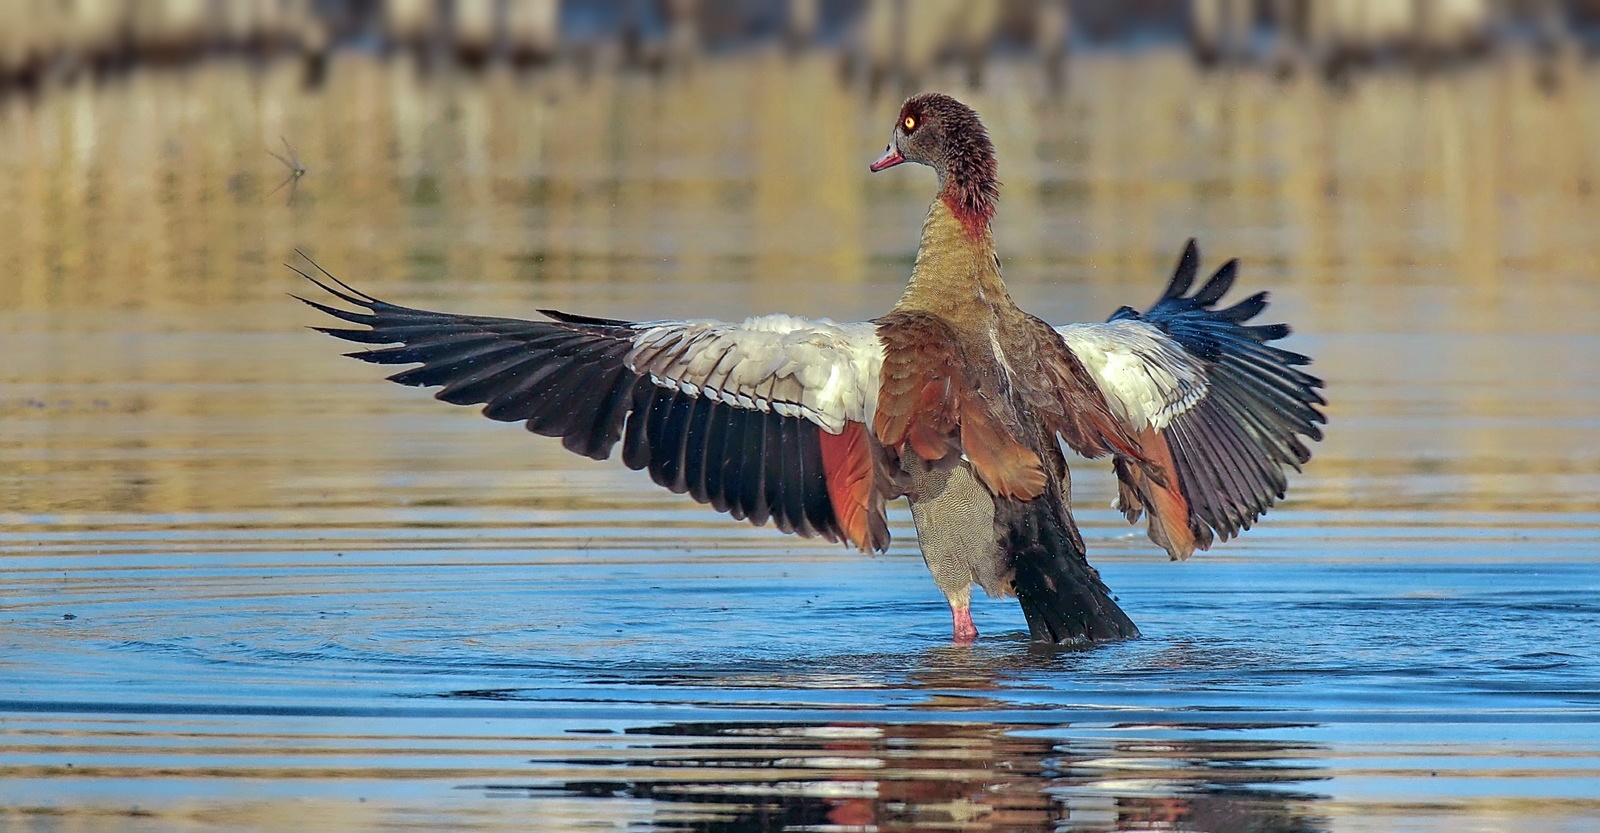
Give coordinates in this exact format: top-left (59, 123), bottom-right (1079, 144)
top-left (1057, 320), bottom-right (1208, 432)
top-left (626, 315), bottom-right (884, 434)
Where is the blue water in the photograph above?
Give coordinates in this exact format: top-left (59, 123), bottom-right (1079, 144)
top-left (4, 494), bottom-right (1598, 830)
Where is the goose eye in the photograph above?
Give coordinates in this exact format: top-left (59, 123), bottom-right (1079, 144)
top-left (903, 116), bottom-right (917, 132)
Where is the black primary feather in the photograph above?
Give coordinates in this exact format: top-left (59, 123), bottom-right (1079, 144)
top-left (292, 256), bottom-right (862, 548)
top-left (1110, 240), bottom-right (1327, 543)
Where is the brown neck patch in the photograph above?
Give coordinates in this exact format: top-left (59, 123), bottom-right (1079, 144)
top-left (941, 187), bottom-right (995, 240)
top-left (925, 99), bottom-right (998, 239)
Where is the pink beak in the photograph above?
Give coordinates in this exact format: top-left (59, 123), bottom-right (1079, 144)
top-left (869, 144), bottom-right (905, 172)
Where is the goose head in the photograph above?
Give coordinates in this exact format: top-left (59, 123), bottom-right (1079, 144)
top-left (869, 93), bottom-right (999, 235)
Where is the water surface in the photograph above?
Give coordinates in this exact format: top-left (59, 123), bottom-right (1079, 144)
top-left (2, 52), bottom-right (1599, 831)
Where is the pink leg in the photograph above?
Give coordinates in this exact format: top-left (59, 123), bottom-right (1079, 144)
top-left (950, 605), bottom-right (978, 644)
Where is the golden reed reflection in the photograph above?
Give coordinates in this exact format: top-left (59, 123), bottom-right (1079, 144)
top-left (0, 52), bottom-right (1596, 519)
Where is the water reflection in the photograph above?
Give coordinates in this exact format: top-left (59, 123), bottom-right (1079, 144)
top-left (479, 719), bottom-right (1328, 832)
top-left (440, 645), bottom-right (1333, 830)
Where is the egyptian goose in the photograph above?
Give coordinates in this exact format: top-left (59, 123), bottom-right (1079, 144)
top-left (297, 93), bottom-right (1325, 645)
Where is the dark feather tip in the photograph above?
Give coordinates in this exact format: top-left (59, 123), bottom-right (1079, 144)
top-left (1167, 239), bottom-right (1201, 299)
top-left (1193, 259), bottom-right (1238, 307)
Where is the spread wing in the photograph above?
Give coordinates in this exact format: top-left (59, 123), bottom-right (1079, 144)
top-left (1057, 240), bottom-right (1326, 559)
top-left (292, 259), bottom-right (891, 552)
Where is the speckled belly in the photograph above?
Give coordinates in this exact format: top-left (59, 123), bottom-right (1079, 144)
top-left (902, 454), bottom-right (1012, 602)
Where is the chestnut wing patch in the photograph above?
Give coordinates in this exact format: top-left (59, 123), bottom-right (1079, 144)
top-left (294, 261), bottom-right (890, 552)
top-left (874, 311), bottom-right (1046, 501)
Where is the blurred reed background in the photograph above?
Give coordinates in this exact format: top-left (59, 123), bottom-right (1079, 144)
top-left (1, 1), bottom-right (1599, 91)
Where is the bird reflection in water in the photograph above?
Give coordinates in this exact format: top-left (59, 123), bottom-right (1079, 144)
top-left (481, 719), bottom-right (1327, 831)
top-left (460, 646), bottom-right (1329, 831)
